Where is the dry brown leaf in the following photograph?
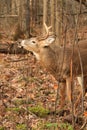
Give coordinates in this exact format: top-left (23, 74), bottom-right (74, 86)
top-left (53, 84), bottom-right (58, 90)
top-left (51, 98), bottom-right (55, 102)
top-left (84, 111), bottom-right (87, 117)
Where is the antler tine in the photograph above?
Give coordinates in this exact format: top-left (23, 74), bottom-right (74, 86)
top-left (44, 22), bottom-right (52, 36)
top-left (37, 22), bottom-right (52, 41)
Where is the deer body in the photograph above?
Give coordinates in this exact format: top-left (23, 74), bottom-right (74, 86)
top-left (21, 38), bottom-right (87, 79)
top-left (20, 23), bottom-right (87, 110)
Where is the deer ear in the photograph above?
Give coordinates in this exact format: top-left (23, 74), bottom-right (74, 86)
top-left (45, 36), bottom-right (55, 46)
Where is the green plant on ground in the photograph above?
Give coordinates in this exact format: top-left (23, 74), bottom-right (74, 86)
top-left (0, 127), bottom-right (5, 130)
top-left (44, 122), bottom-right (58, 129)
top-left (28, 105), bottom-right (50, 118)
top-left (0, 126), bottom-right (7, 130)
top-left (59, 123), bottom-right (73, 130)
top-left (38, 122), bottom-right (73, 130)
top-left (16, 124), bottom-right (26, 130)
top-left (6, 107), bottom-right (24, 113)
top-left (32, 122), bottom-right (73, 130)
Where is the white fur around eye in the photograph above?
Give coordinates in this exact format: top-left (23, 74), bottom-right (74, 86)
top-left (30, 40), bottom-right (36, 45)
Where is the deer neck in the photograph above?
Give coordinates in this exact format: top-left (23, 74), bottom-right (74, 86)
top-left (39, 45), bottom-right (62, 70)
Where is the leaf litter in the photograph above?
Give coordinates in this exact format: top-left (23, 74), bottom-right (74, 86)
top-left (0, 53), bottom-right (86, 130)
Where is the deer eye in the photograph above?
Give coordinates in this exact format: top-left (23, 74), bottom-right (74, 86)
top-left (32, 41), bottom-right (36, 44)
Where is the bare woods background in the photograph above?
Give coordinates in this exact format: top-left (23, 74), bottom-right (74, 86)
top-left (0, 0), bottom-right (87, 44)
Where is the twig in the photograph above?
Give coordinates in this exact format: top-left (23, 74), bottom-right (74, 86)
top-left (54, 81), bottom-right (60, 122)
top-left (5, 58), bottom-right (28, 62)
top-left (80, 118), bottom-right (87, 130)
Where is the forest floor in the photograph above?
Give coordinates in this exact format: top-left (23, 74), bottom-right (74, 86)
top-left (0, 25), bottom-right (87, 130)
top-left (0, 52), bottom-right (87, 130)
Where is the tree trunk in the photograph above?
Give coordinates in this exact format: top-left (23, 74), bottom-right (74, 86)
top-left (43, 0), bottom-right (48, 32)
top-left (55, 0), bottom-right (62, 45)
top-left (50, 0), bottom-right (55, 32)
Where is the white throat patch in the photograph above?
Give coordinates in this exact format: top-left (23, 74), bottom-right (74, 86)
top-left (33, 52), bottom-right (40, 60)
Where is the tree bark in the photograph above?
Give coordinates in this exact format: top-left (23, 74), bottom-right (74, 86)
top-left (43, 0), bottom-right (48, 32)
top-left (50, 0), bottom-right (55, 32)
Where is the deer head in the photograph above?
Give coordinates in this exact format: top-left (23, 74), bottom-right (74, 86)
top-left (21, 23), bottom-right (56, 60)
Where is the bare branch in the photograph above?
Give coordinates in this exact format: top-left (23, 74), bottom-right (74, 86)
top-left (75, 0), bottom-right (87, 7)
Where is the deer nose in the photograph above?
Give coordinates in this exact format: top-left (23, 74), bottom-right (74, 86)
top-left (17, 39), bottom-right (23, 48)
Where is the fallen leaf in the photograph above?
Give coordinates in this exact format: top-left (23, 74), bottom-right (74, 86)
top-left (84, 111), bottom-right (87, 117)
top-left (53, 84), bottom-right (58, 90)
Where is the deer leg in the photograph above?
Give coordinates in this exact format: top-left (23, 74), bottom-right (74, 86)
top-left (74, 92), bottom-right (82, 115)
top-left (59, 77), bottom-right (72, 109)
top-left (66, 77), bottom-right (71, 103)
top-left (74, 76), bottom-right (87, 115)
top-left (74, 76), bottom-right (85, 114)
top-left (59, 81), bottom-right (66, 109)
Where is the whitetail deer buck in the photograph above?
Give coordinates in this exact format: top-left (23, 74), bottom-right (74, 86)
top-left (20, 23), bottom-right (87, 112)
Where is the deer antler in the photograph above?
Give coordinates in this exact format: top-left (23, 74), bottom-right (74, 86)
top-left (44, 22), bottom-right (52, 37)
top-left (37, 22), bottom-right (52, 41)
